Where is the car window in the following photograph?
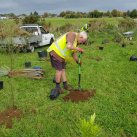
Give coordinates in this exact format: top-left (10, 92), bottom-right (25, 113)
top-left (21, 27), bottom-right (38, 34)
top-left (40, 27), bottom-right (48, 34)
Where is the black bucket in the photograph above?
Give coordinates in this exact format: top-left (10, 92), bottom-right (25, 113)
top-left (38, 51), bottom-right (47, 58)
top-left (0, 81), bottom-right (3, 90)
top-left (49, 89), bottom-right (60, 100)
top-left (25, 62), bottom-right (31, 68)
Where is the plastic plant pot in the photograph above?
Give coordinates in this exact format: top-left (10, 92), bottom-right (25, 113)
top-left (37, 51), bottom-right (47, 58)
top-left (0, 81), bottom-right (3, 90)
top-left (25, 62), bottom-right (31, 68)
top-left (99, 46), bottom-right (104, 50)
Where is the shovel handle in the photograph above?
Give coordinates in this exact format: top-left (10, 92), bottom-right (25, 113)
top-left (78, 52), bottom-right (82, 91)
top-left (78, 52), bottom-right (82, 74)
top-left (78, 52), bottom-right (82, 63)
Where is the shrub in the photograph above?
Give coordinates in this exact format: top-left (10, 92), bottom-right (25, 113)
top-left (22, 15), bottom-right (39, 24)
top-left (118, 18), bottom-right (137, 32)
top-left (89, 20), bottom-right (107, 32)
top-left (55, 23), bottom-right (74, 33)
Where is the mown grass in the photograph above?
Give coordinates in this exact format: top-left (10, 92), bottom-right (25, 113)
top-left (0, 18), bottom-right (137, 137)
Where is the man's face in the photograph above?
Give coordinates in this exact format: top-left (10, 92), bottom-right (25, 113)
top-left (78, 36), bottom-right (87, 44)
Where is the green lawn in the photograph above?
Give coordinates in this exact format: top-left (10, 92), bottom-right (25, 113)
top-left (0, 18), bottom-right (137, 137)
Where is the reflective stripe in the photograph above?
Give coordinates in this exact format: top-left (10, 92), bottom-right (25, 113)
top-left (55, 41), bottom-right (67, 57)
top-left (47, 32), bottom-right (77, 59)
top-left (47, 47), bottom-right (51, 52)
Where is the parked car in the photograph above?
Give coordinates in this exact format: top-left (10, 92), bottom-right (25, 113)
top-left (19, 24), bottom-right (55, 52)
top-left (0, 24), bottom-right (55, 53)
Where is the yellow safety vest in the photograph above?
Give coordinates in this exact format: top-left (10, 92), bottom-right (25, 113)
top-left (47, 33), bottom-right (78, 61)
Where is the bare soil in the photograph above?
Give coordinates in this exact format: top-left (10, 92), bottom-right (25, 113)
top-left (0, 107), bottom-right (22, 128)
top-left (63, 89), bottom-right (96, 103)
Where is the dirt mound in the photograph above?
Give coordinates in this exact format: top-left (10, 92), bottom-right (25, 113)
top-left (0, 107), bottom-right (22, 128)
top-left (63, 89), bottom-right (96, 103)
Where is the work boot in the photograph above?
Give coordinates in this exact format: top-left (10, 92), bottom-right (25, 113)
top-left (56, 87), bottom-right (64, 94)
top-left (63, 84), bottom-right (73, 91)
top-left (49, 88), bottom-right (60, 100)
top-left (63, 81), bottom-right (73, 91)
top-left (55, 82), bottom-right (64, 94)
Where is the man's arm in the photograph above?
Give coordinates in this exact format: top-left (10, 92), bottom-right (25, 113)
top-left (66, 32), bottom-right (77, 50)
top-left (66, 32), bottom-right (84, 52)
top-left (72, 52), bottom-right (82, 65)
top-left (72, 52), bottom-right (78, 62)
top-left (67, 42), bottom-right (83, 52)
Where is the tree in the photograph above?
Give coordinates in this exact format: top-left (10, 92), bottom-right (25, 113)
top-left (43, 12), bottom-right (49, 18)
top-left (34, 11), bottom-right (39, 16)
top-left (22, 15), bottom-right (39, 24)
top-left (59, 11), bottom-right (66, 17)
top-left (130, 9), bottom-right (137, 18)
top-left (111, 9), bottom-right (119, 17)
top-left (105, 11), bottom-right (112, 17)
top-left (88, 10), bottom-right (103, 18)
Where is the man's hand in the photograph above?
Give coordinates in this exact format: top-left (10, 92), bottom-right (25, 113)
top-left (78, 61), bottom-right (82, 66)
top-left (77, 47), bottom-right (84, 53)
top-left (76, 60), bottom-right (82, 66)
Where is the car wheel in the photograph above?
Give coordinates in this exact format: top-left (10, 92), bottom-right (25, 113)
top-left (27, 46), bottom-right (35, 53)
top-left (22, 47), bottom-right (27, 53)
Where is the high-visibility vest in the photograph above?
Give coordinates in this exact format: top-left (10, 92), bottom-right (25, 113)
top-left (47, 33), bottom-right (78, 60)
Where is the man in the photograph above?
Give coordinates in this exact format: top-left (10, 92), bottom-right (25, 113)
top-left (47, 31), bottom-right (88, 93)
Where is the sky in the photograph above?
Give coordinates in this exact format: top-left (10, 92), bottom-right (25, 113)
top-left (0, 0), bottom-right (137, 15)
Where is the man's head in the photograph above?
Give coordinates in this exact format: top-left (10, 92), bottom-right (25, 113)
top-left (77, 31), bottom-right (88, 44)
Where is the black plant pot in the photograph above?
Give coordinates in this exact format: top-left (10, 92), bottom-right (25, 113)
top-left (122, 43), bottom-right (126, 47)
top-left (38, 51), bottom-right (47, 58)
top-left (0, 81), bottom-right (3, 90)
top-left (130, 55), bottom-right (137, 61)
top-left (99, 46), bottom-right (104, 50)
top-left (25, 62), bottom-right (31, 68)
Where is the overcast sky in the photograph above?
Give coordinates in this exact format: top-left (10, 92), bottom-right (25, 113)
top-left (0, 0), bottom-right (137, 15)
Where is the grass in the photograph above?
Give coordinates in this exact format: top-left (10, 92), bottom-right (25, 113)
top-left (45, 17), bottom-right (121, 27)
top-left (45, 18), bottom-right (91, 27)
top-left (0, 18), bottom-right (137, 137)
